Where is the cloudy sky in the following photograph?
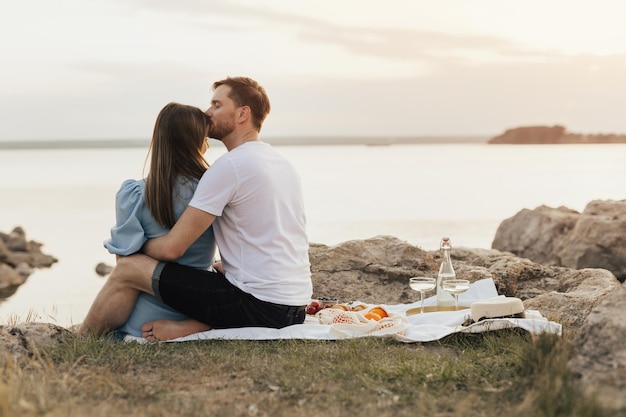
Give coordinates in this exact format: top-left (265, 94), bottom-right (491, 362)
top-left (1, 0), bottom-right (625, 141)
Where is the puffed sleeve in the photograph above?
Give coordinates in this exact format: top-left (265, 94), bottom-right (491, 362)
top-left (103, 179), bottom-right (148, 256)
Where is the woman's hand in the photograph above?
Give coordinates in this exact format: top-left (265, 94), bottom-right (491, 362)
top-left (212, 260), bottom-right (223, 274)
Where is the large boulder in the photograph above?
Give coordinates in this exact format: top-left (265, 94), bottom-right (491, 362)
top-left (568, 282), bottom-right (626, 411)
top-left (309, 236), bottom-right (440, 305)
top-left (490, 205), bottom-right (579, 266)
top-left (492, 200), bottom-right (626, 282)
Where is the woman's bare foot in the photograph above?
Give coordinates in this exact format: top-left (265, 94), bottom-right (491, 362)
top-left (141, 319), bottom-right (211, 342)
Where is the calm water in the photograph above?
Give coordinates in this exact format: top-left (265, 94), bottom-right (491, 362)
top-left (1, 143), bottom-right (624, 326)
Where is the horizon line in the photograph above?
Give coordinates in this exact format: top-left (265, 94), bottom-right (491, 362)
top-left (0, 136), bottom-right (490, 149)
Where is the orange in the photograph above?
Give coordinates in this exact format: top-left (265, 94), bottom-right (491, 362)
top-left (369, 307), bottom-right (388, 318)
top-left (364, 312), bottom-right (382, 321)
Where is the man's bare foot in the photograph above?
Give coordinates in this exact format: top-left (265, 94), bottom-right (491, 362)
top-left (141, 319), bottom-right (211, 342)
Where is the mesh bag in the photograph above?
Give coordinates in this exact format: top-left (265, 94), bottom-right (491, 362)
top-left (317, 309), bottom-right (369, 325)
top-left (316, 305), bottom-right (409, 338)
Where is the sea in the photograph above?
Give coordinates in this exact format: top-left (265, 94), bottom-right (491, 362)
top-left (1, 139), bottom-right (624, 327)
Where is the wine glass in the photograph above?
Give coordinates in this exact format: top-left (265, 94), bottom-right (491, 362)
top-left (442, 279), bottom-right (470, 310)
top-left (409, 277), bottom-right (437, 314)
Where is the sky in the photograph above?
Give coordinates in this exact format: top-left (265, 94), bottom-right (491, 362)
top-left (1, 0), bottom-right (626, 141)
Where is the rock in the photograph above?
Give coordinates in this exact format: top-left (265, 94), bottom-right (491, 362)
top-left (568, 282), bottom-right (626, 411)
top-left (95, 262), bottom-right (114, 276)
top-left (15, 262), bottom-right (33, 276)
top-left (558, 200), bottom-right (626, 282)
top-left (491, 205), bottom-right (579, 266)
top-left (453, 250), bottom-right (620, 329)
top-left (521, 269), bottom-right (619, 329)
top-left (0, 238), bottom-right (8, 262)
top-left (0, 227), bottom-right (58, 268)
top-left (0, 322), bottom-right (70, 360)
top-left (309, 236), bottom-right (440, 304)
top-left (0, 263), bottom-right (27, 289)
top-left (0, 227), bottom-right (58, 296)
top-left (4, 240), bottom-right (58, 268)
top-left (5, 226), bottom-right (28, 251)
top-left (492, 200), bottom-right (626, 282)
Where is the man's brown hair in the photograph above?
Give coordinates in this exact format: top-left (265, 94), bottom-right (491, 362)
top-left (213, 76), bottom-right (271, 131)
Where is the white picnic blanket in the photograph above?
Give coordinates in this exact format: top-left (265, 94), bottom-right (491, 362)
top-left (124, 278), bottom-right (562, 343)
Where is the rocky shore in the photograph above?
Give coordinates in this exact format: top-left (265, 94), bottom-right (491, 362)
top-left (488, 125), bottom-right (626, 144)
top-left (1, 199), bottom-right (625, 410)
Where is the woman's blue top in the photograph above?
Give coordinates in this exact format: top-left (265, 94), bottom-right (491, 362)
top-left (104, 177), bottom-right (216, 338)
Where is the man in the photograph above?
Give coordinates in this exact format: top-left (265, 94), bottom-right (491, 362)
top-left (79, 76), bottom-right (312, 341)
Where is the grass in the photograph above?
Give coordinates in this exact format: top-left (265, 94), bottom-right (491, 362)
top-left (0, 328), bottom-right (618, 417)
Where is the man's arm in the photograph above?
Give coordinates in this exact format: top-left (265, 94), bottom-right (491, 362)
top-left (143, 206), bottom-right (216, 261)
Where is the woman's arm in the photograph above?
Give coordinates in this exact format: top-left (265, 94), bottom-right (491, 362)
top-left (143, 206), bottom-right (216, 261)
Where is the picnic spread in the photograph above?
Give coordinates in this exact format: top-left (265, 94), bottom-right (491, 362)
top-left (124, 278), bottom-right (562, 343)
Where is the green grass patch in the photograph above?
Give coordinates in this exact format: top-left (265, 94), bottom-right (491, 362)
top-left (0, 329), bottom-right (618, 417)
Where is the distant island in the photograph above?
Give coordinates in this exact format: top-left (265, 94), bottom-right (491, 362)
top-left (488, 125), bottom-right (626, 144)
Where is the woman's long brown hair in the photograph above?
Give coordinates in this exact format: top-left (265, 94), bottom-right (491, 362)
top-left (143, 102), bottom-right (210, 228)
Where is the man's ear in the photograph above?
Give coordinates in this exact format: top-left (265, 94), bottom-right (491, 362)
top-left (238, 106), bottom-right (250, 121)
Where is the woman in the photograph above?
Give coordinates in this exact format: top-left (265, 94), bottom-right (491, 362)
top-left (104, 102), bottom-right (217, 339)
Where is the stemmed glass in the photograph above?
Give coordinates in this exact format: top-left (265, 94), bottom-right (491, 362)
top-left (409, 277), bottom-right (437, 314)
top-left (442, 279), bottom-right (470, 310)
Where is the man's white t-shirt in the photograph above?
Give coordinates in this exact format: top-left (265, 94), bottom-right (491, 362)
top-left (189, 141), bottom-right (312, 306)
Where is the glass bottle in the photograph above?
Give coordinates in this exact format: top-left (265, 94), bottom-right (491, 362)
top-left (436, 237), bottom-right (456, 307)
